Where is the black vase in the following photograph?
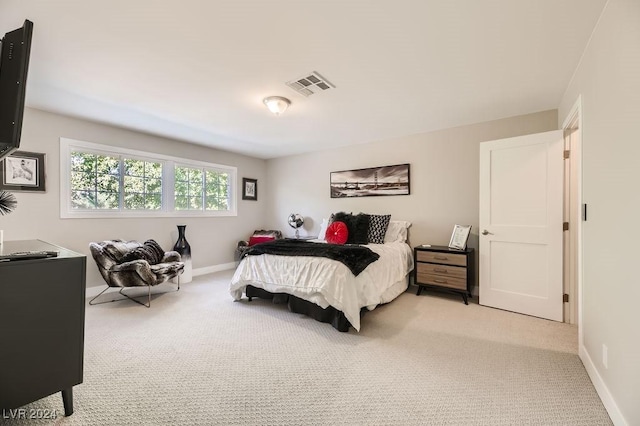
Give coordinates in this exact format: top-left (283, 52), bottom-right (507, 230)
top-left (173, 225), bottom-right (192, 283)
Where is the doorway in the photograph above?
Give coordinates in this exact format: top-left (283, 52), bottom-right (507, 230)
top-left (479, 130), bottom-right (564, 321)
top-left (562, 98), bottom-right (582, 325)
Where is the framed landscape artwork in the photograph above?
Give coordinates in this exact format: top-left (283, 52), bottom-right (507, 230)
top-left (330, 163), bottom-right (410, 198)
top-left (0, 151), bottom-right (46, 192)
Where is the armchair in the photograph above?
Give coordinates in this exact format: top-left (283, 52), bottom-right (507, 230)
top-left (235, 229), bottom-right (283, 261)
top-left (89, 239), bottom-right (184, 308)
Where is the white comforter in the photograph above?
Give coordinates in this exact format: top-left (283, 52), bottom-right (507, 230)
top-left (229, 241), bottom-right (414, 331)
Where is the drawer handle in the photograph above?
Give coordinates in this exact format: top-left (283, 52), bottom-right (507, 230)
top-left (434, 268), bottom-right (448, 273)
top-left (433, 256), bottom-right (448, 260)
top-left (434, 279), bottom-right (448, 284)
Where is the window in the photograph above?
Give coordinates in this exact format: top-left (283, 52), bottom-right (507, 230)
top-left (70, 152), bottom-right (120, 210)
top-left (174, 166), bottom-right (230, 211)
top-left (60, 138), bottom-right (237, 218)
top-left (124, 159), bottom-right (163, 210)
top-left (174, 166), bottom-right (202, 210)
top-left (205, 169), bottom-right (230, 211)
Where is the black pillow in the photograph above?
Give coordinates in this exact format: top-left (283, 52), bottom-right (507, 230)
top-left (332, 212), bottom-right (370, 244)
top-left (351, 213), bottom-right (370, 244)
top-left (122, 239), bottom-right (165, 265)
top-left (332, 211), bottom-right (353, 226)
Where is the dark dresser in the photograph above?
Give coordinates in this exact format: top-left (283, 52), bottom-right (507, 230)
top-left (0, 240), bottom-right (86, 416)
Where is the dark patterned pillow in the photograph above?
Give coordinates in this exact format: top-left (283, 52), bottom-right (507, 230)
top-left (122, 239), bottom-right (165, 265)
top-left (368, 214), bottom-right (391, 244)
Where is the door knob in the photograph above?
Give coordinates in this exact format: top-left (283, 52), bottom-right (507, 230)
top-left (482, 229), bottom-right (492, 235)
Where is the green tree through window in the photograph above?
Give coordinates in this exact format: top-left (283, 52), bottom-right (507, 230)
top-left (70, 152), bottom-right (163, 210)
top-left (124, 159), bottom-right (162, 210)
top-left (63, 139), bottom-right (236, 217)
top-left (206, 170), bottom-right (229, 210)
top-left (70, 152), bottom-right (120, 209)
top-left (175, 166), bottom-right (230, 211)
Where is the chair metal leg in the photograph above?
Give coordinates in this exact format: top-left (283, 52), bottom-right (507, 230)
top-left (89, 286), bottom-right (151, 307)
top-left (90, 275), bottom-right (182, 308)
top-left (118, 287), bottom-right (152, 308)
top-left (89, 286), bottom-right (117, 306)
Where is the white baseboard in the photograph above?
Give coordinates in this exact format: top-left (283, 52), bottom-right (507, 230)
top-left (192, 262), bottom-right (237, 277)
top-left (579, 344), bottom-right (627, 425)
top-left (85, 262), bottom-right (237, 298)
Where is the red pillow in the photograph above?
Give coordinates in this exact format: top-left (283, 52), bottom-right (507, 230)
top-left (325, 221), bottom-right (348, 245)
top-left (248, 236), bottom-right (276, 246)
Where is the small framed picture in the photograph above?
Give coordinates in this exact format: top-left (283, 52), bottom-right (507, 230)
top-left (0, 151), bottom-right (46, 192)
top-left (242, 178), bottom-right (257, 201)
top-left (449, 224), bottom-right (471, 250)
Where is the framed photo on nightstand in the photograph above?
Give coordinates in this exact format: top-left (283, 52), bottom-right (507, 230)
top-left (449, 224), bottom-right (471, 250)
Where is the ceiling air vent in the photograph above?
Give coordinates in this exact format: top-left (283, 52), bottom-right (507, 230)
top-left (286, 71), bottom-right (335, 97)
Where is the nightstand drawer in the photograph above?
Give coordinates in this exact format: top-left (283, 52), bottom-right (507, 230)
top-left (416, 250), bottom-right (467, 267)
top-left (416, 263), bottom-right (467, 279)
top-left (416, 272), bottom-right (467, 290)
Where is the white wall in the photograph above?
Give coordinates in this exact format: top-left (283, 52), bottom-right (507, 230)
top-left (266, 109), bottom-right (557, 289)
top-left (558, 0), bottom-right (640, 424)
top-left (0, 108), bottom-right (268, 287)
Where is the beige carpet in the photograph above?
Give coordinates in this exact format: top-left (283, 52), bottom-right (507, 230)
top-left (5, 270), bottom-right (611, 425)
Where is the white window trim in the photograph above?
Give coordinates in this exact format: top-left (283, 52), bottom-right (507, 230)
top-left (60, 137), bottom-right (237, 218)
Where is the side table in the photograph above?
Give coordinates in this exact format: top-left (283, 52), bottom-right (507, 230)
top-left (414, 245), bottom-right (474, 304)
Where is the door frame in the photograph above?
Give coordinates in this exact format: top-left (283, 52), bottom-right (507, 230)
top-left (561, 96), bottom-right (583, 343)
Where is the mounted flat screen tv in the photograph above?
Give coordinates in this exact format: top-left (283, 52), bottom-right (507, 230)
top-left (0, 20), bottom-right (33, 162)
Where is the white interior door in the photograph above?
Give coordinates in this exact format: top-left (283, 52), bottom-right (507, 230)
top-left (479, 130), bottom-right (563, 321)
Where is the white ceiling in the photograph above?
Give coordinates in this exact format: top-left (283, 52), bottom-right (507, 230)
top-left (0, 0), bottom-right (607, 159)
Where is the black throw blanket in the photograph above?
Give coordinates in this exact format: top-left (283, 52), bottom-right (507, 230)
top-left (243, 239), bottom-right (380, 276)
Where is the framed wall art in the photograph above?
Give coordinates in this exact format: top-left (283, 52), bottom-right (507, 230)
top-left (330, 163), bottom-right (410, 198)
top-left (0, 151), bottom-right (46, 192)
top-left (242, 178), bottom-right (257, 201)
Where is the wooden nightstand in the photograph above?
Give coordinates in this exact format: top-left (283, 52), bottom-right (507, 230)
top-left (414, 245), bottom-right (474, 304)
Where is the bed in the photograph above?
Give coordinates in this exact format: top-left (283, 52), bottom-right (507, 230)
top-left (229, 219), bottom-right (413, 331)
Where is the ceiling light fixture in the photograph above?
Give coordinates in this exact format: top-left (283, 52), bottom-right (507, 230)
top-left (263, 96), bottom-right (291, 116)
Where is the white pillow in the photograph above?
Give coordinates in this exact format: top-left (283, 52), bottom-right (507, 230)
top-left (317, 218), bottom-right (329, 241)
top-left (384, 220), bottom-right (411, 243)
